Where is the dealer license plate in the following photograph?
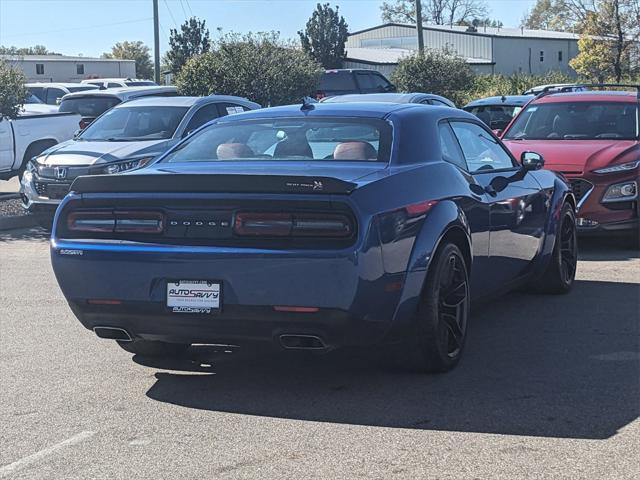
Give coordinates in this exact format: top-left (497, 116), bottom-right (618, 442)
top-left (167, 280), bottom-right (221, 313)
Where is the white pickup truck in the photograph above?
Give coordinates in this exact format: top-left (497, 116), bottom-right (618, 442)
top-left (0, 110), bottom-right (80, 181)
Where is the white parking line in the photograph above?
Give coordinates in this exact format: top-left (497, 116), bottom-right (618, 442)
top-left (0, 431), bottom-right (95, 478)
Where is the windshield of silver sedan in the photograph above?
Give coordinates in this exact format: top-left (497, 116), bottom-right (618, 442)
top-left (504, 102), bottom-right (638, 140)
top-left (79, 106), bottom-right (188, 142)
top-left (161, 118), bottom-right (391, 163)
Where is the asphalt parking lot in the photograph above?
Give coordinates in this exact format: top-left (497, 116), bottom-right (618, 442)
top-left (0, 229), bottom-right (638, 479)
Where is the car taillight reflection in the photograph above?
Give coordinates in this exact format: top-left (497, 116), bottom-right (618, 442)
top-left (234, 212), bottom-right (353, 238)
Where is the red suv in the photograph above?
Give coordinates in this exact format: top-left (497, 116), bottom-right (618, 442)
top-left (501, 86), bottom-right (639, 245)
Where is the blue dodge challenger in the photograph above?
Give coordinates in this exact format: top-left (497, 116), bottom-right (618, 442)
top-left (50, 101), bottom-right (577, 372)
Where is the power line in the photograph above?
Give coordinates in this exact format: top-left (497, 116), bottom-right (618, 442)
top-left (184, 0), bottom-right (193, 16)
top-left (178, 0), bottom-right (188, 20)
top-left (162, 0), bottom-right (179, 28)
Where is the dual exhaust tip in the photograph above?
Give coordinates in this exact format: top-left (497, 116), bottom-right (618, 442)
top-left (93, 327), bottom-right (327, 350)
top-left (93, 326), bottom-right (132, 342)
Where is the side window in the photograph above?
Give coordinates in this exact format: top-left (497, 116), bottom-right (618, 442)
top-left (450, 121), bottom-right (515, 172)
top-left (107, 82), bottom-right (121, 88)
top-left (432, 99), bottom-right (450, 107)
top-left (76, 64), bottom-right (84, 75)
top-left (216, 103), bottom-right (247, 117)
top-left (370, 73), bottom-right (391, 92)
top-left (45, 88), bottom-right (64, 105)
top-left (184, 103), bottom-right (220, 135)
top-left (438, 122), bottom-right (467, 171)
top-left (355, 72), bottom-right (375, 92)
top-left (36, 64), bottom-right (44, 75)
top-left (28, 87), bottom-right (45, 101)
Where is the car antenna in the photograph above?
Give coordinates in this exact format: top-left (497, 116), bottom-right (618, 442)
top-left (501, 95), bottom-right (506, 102)
top-left (300, 96), bottom-right (317, 111)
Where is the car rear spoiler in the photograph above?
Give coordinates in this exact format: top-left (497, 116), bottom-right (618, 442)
top-left (70, 173), bottom-right (358, 195)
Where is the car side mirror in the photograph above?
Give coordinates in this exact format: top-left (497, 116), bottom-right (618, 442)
top-left (521, 151), bottom-right (544, 171)
top-left (492, 129), bottom-right (504, 137)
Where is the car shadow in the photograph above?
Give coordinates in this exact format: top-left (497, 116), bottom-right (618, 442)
top-left (140, 279), bottom-right (639, 440)
top-left (0, 227), bottom-right (49, 243)
top-left (578, 236), bottom-right (638, 262)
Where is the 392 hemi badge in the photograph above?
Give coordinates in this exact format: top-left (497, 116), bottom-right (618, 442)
top-left (59, 249), bottom-right (83, 256)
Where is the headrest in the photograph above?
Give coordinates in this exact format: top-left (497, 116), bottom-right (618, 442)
top-left (333, 141), bottom-right (377, 161)
top-left (216, 143), bottom-right (254, 160)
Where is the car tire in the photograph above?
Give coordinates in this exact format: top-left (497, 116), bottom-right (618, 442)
top-left (533, 203), bottom-right (577, 294)
top-left (117, 339), bottom-right (190, 358)
top-left (394, 242), bottom-right (470, 373)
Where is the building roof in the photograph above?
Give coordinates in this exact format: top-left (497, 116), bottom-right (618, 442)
top-left (345, 47), bottom-right (493, 65)
top-left (0, 54), bottom-right (135, 63)
top-left (349, 22), bottom-right (581, 41)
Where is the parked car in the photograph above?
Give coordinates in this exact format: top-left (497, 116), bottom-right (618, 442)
top-left (522, 84), bottom-right (586, 95)
top-left (26, 82), bottom-right (99, 105)
top-left (501, 85), bottom-right (639, 246)
top-left (81, 78), bottom-right (158, 89)
top-left (0, 110), bottom-right (80, 181)
top-left (59, 86), bottom-right (178, 129)
top-left (315, 69), bottom-right (396, 99)
top-left (322, 92), bottom-right (456, 108)
top-left (463, 95), bottom-right (533, 132)
top-left (50, 101), bottom-right (577, 373)
top-left (21, 95), bottom-right (259, 224)
top-left (22, 93), bottom-right (59, 114)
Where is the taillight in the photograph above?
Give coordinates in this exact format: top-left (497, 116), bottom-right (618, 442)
top-left (67, 211), bottom-right (164, 234)
top-left (234, 212), bottom-right (353, 238)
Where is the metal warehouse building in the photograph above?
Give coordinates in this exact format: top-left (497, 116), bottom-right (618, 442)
top-left (0, 55), bottom-right (136, 82)
top-left (345, 23), bottom-right (580, 76)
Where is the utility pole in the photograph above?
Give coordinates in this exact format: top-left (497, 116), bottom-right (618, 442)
top-left (415, 0), bottom-right (424, 55)
top-left (153, 0), bottom-right (160, 83)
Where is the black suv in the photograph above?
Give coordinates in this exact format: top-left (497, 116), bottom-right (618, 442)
top-left (316, 69), bottom-right (396, 99)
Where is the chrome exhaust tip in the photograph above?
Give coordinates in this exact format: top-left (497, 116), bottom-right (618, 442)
top-left (93, 326), bottom-right (132, 342)
top-left (279, 334), bottom-right (327, 350)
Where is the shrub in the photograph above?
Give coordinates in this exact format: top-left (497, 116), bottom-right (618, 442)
top-left (391, 49), bottom-right (474, 106)
top-left (176, 32), bottom-right (323, 106)
top-left (0, 60), bottom-right (28, 120)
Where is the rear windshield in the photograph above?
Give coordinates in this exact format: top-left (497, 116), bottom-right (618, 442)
top-left (504, 101), bottom-right (638, 140)
top-left (319, 72), bottom-right (356, 91)
top-left (162, 117), bottom-right (392, 163)
top-left (465, 105), bottom-right (523, 130)
top-left (80, 106), bottom-right (188, 141)
top-left (67, 85), bottom-right (99, 93)
top-left (59, 96), bottom-right (121, 117)
top-left (125, 81), bottom-right (157, 87)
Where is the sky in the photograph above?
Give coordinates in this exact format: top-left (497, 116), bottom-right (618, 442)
top-left (0, 0), bottom-right (536, 58)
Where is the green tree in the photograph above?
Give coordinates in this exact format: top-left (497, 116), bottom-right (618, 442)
top-left (381, 0), bottom-right (489, 25)
top-left (521, 0), bottom-right (579, 31)
top-left (0, 61), bottom-right (28, 120)
top-left (0, 45), bottom-right (60, 55)
top-left (102, 41), bottom-right (154, 79)
top-left (298, 3), bottom-right (349, 69)
top-left (176, 32), bottom-right (323, 106)
top-left (570, 1), bottom-right (640, 82)
top-left (166, 17), bottom-right (211, 74)
top-left (391, 49), bottom-right (474, 105)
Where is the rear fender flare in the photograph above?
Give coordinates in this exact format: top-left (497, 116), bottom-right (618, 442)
top-left (391, 200), bottom-right (471, 329)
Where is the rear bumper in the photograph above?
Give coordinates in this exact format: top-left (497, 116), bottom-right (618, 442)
top-left (51, 241), bottom-right (405, 348)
